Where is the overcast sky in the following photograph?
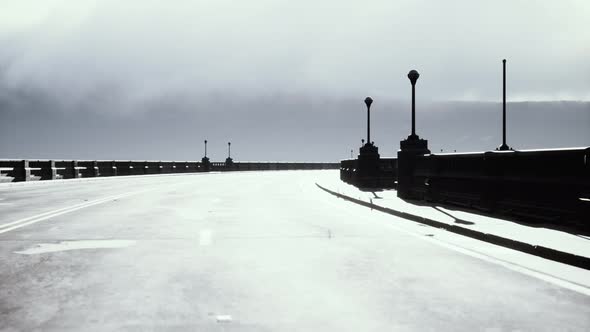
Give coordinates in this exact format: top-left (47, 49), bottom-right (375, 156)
top-left (1, 0), bottom-right (589, 110)
top-left (0, 1), bottom-right (588, 160)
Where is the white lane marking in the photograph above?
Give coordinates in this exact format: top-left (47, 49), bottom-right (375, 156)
top-left (216, 315), bottom-right (232, 323)
top-left (383, 219), bottom-right (590, 296)
top-left (0, 193), bottom-right (125, 229)
top-left (199, 230), bottom-right (213, 246)
top-left (14, 240), bottom-right (136, 255)
top-left (0, 191), bottom-right (140, 229)
top-left (0, 191), bottom-right (146, 235)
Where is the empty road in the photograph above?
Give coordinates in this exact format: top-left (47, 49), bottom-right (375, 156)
top-left (1, 171), bottom-right (589, 331)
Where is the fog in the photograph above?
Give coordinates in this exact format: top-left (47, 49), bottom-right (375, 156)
top-left (0, 0), bottom-right (589, 160)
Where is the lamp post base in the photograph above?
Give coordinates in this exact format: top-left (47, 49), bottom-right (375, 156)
top-left (400, 135), bottom-right (430, 153)
top-left (201, 157), bottom-right (210, 171)
top-left (398, 135), bottom-right (430, 200)
top-left (497, 144), bottom-right (511, 151)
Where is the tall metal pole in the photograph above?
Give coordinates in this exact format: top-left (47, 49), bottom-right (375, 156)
top-left (503, 59), bottom-right (507, 147)
top-left (498, 59), bottom-right (510, 151)
top-left (228, 142), bottom-right (231, 158)
top-left (204, 140), bottom-right (207, 157)
top-left (411, 85), bottom-right (415, 136)
top-left (364, 97), bottom-right (373, 145)
top-left (408, 70), bottom-right (419, 138)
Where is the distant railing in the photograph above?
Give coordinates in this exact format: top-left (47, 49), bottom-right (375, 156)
top-left (340, 158), bottom-right (397, 189)
top-left (0, 160), bottom-right (340, 183)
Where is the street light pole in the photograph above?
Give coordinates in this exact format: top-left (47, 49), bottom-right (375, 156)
top-left (364, 97), bottom-right (373, 145)
top-left (498, 59), bottom-right (511, 151)
top-left (204, 140), bottom-right (208, 157)
top-left (228, 142), bottom-right (231, 158)
top-left (503, 59), bottom-right (506, 146)
top-left (407, 70), bottom-right (420, 139)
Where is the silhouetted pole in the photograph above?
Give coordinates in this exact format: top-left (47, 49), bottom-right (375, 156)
top-left (225, 141), bottom-right (234, 166)
top-left (503, 59), bottom-right (506, 145)
top-left (498, 59), bottom-right (510, 151)
top-left (365, 97), bottom-right (373, 145)
top-left (350, 149), bottom-right (353, 159)
top-left (201, 139), bottom-right (210, 171)
top-left (408, 70), bottom-right (419, 138)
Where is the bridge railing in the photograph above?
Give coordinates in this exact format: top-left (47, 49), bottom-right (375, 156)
top-left (339, 147), bottom-right (589, 228)
top-left (340, 158), bottom-right (397, 189)
top-left (0, 159), bottom-right (339, 183)
top-left (410, 147), bottom-right (590, 226)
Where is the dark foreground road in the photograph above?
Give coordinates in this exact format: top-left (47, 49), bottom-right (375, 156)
top-left (1, 171), bottom-right (589, 331)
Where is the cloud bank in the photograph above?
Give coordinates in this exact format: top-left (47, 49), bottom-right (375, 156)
top-left (0, 0), bottom-right (589, 115)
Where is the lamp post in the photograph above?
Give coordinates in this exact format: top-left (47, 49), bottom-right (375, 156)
top-left (398, 68), bottom-right (429, 199)
top-left (201, 139), bottom-right (210, 171)
top-left (356, 97), bottom-right (380, 187)
top-left (225, 141), bottom-right (234, 167)
top-left (408, 70), bottom-right (419, 139)
top-left (365, 97), bottom-right (373, 145)
top-left (498, 59), bottom-right (511, 151)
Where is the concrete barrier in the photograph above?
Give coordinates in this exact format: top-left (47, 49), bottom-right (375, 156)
top-left (340, 147), bottom-right (589, 231)
top-left (340, 158), bottom-right (397, 189)
top-left (0, 159), bottom-right (339, 183)
top-left (0, 160), bottom-right (31, 182)
top-left (78, 161), bottom-right (100, 177)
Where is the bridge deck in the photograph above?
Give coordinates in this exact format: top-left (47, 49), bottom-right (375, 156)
top-left (0, 170), bottom-right (589, 331)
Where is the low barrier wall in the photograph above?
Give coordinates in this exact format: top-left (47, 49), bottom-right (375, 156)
top-left (340, 158), bottom-right (397, 189)
top-left (0, 160), bottom-right (339, 183)
top-left (412, 148), bottom-right (590, 228)
top-left (339, 147), bottom-right (589, 230)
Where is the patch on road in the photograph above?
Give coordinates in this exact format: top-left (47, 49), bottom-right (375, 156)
top-left (14, 239), bottom-right (136, 255)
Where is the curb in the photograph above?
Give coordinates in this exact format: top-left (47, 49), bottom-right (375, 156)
top-left (316, 183), bottom-right (590, 270)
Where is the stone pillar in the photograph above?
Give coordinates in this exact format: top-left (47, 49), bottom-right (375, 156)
top-left (14, 160), bottom-right (31, 182)
top-left (39, 160), bottom-right (57, 180)
top-left (92, 161), bottom-right (99, 177)
top-left (72, 160), bottom-right (80, 178)
top-left (397, 70), bottom-right (431, 200)
top-left (111, 161), bottom-right (118, 177)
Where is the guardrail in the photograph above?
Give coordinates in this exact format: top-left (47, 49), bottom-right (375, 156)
top-left (412, 148), bottom-right (590, 227)
top-left (0, 160), bottom-right (339, 183)
top-left (339, 147), bottom-right (590, 230)
top-left (340, 158), bottom-right (397, 189)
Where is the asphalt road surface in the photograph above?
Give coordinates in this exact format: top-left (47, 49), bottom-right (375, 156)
top-left (1, 171), bottom-right (589, 331)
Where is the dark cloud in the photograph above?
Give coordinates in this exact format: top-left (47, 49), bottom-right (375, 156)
top-left (0, 1), bottom-right (588, 160)
top-left (1, 0), bottom-right (589, 108)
